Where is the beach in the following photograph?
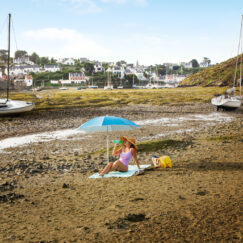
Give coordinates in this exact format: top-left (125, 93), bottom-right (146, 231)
top-left (0, 102), bottom-right (242, 242)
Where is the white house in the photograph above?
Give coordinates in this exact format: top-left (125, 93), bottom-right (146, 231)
top-left (14, 56), bottom-right (34, 65)
top-left (44, 65), bottom-right (61, 72)
top-left (58, 58), bottom-right (75, 65)
top-left (9, 65), bottom-right (42, 76)
top-left (94, 62), bottom-right (104, 73)
top-left (181, 62), bottom-right (193, 69)
top-left (107, 66), bottom-right (125, 79)
top-left (50, 80), bottom-right (59, 85)
top-left (24, 75), bottom-right (33, 86)
top-left (135, 72), bottom-right (146, 81)
top-left (79, 57), bottom-right (88, 63)
top-left (68, 72), bottom-right (86, 84)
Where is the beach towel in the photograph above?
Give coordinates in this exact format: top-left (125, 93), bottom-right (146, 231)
top-left (89, 164), bottom-right (151, 179)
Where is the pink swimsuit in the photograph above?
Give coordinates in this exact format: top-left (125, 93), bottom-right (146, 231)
top-left (119, 148), bottom-right (133, 167)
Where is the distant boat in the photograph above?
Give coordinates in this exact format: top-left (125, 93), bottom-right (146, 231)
top-left (59, 87), bottom-right (68, 90)
top-left (211, 15), bottom-right (242, 110)
top-left (0, 14), bottom-right (35, 115)
top-left (104, 72), bottom-right (113, 90)
top-left (88, 85), bottom-right (98, 89)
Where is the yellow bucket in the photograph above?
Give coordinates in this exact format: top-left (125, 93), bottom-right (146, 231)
top-left (160, 156), bottom-right (172, 168)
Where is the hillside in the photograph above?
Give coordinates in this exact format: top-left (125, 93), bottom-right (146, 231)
top-left (179, 54), bottom-right (243, 87)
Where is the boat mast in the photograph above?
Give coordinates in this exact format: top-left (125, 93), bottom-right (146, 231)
top-left (233, 15), bottom-right (243, 91)
top-left (7, 13), bottom-right (11, 102)
top-left (240, 16), bottom-right (242, 96)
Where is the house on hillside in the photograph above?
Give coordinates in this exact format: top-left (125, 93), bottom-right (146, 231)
top-left (107, 66), bottom-right (125, 79)
top-left (9, 65), bottom-right (42, 76)
top-left (58, 58), bottom-right (75, 65)
top-left (94, 62), bottom-right (104, 73)
top-left (79, 57), bottom-right (88, 63)
top-left (44, 64), bottom-right (61, 72)
top-left (67, 72), bottom-right (87, 84)
top-left (24, 75), bottom-right (33, 86)
top-left (199, 58), bottom-right (211, 68)
top-left (181, 62), bottom-right (193, 69)
top-left (14, 56), bottom-right (34, 65)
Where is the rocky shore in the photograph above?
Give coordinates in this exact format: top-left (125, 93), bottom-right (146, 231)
top-left (0, 103), bottom-right (242, 242)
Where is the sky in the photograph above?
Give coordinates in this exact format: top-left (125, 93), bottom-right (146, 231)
top-left (0, 0), bottom-right (242, 65)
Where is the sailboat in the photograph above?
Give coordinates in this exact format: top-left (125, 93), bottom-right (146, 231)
top-left (104, 72), bottom-right (113, 90)
top-left (88, 72), bottom-right (98, 89)
top-left (0, 14), bottom-right (35, 115)
top-left (211, 15), bottom-right (242, 110)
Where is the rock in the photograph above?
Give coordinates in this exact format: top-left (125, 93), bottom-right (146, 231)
top-left (62, 183), bottom-right (69, 188)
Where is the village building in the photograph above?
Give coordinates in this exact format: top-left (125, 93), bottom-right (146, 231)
top-left (24, 75), bottom-right (33, 86)
top-left (14, 56), bottom-right (34, 65)
top-left (43, 64), bottom-right (61, 72)
top-left (94, 62), bottom-right (104, 73)
top-left (9, 65), bottom-right (42, 76)
top-left (107, 66), bottom-right (125, 79)
top-left (181, 62), bottom-right (193, 69)
top-left (58, 73), bottom-right (87, 85)
top-left (79, 57), bottom-right (88, 63)
top-left (58, 58), bottom-right (75, 65)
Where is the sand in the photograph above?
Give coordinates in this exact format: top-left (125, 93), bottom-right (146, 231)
top-left (0, 103), bottom-right (242, 242)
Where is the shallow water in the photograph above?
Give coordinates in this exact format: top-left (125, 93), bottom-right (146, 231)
top-left (0, 112), bottom-right (234, 152)
top-left (0, 129), bottom-right (85, 152)
top-left (135, 112), bottom-right (233, 126)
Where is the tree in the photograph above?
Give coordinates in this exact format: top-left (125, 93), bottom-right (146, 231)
top-left (173, 65), bottom-right (180, 71)
top-left (29, 52), bottom-right (40, 64)
top-left (50, 58), bottom-right (57, 65)
top-left (82, 62), bottom-right (94, 74)
top-left (40, 57), bottom-right (49, 65)
top-left (15, 50), bottom-right (27, 59)
top-left (0, 49), bottom-right (8, 62)
top-left (125, 74), bottom-right (138, 87)
top-left (191, 59), bottom-right (199, 68)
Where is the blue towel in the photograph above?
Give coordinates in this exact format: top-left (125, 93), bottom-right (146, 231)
top-left (89, 164), bottom-right (151, 179)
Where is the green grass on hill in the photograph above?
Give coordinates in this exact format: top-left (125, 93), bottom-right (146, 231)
top-left (180, 54), bottom-right (243, 87)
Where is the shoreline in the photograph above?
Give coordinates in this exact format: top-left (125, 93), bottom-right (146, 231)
top-left (0, 103), bottom-right (242, 242)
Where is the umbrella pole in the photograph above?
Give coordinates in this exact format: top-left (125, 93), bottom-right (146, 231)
top-left (106, 127), bottom-right (109, 164)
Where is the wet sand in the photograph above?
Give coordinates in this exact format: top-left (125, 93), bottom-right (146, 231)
top-left (0, 103), bottom-right (242, 242)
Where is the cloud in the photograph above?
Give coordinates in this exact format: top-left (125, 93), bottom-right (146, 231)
top-left (21, 28), bottom-right (107, 59)
top-left (101, 0), bottom-right (148, 6)
top-left (61, 0), bottom-right (102, 14)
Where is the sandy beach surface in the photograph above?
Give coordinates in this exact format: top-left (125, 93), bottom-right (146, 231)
top-left (0, 103), bottom-right (242, 242)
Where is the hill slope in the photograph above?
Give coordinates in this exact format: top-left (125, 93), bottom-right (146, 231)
top-left (179, 54), bottom-right (243, 87)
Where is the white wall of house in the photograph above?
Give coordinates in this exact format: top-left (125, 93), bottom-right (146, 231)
top-left (183, 62), bottom-right (193, 69)
top-left (24, 78), bottom-right (33, 86)
top-left (44, 65), bottom-right (61, 72)
top-left (199, 62), bottom-right (209, 68)
top-left (51, 80), bottom-right (59, 84)
top-left (0, 70), bottom-right (2, 78)
top-left (60, 79), bottom-right (86, 85)
top-left (9, 65), bottom-right (42, 76)
top-left (14, 56), bottom-right (34, 65)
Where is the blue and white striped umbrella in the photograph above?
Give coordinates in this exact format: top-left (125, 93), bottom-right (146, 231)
top-left (77, 115), bottom-right (139, 163)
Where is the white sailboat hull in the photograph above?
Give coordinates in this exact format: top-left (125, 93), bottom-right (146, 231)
top-left (104, 85), bottom-right (113, 90)
top-left (211, 95), bottom-right (242, 109)
top-left (0, 99), bottom-right (35, 115)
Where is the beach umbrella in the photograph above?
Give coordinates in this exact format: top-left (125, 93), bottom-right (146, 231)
top-left (77, 115), bottom-right (139, 163)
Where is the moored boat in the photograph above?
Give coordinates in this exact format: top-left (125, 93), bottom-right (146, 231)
top-left (211, 15), bottom-right (242, 110)
top-left (0, 14), bottom-right (35, 115)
